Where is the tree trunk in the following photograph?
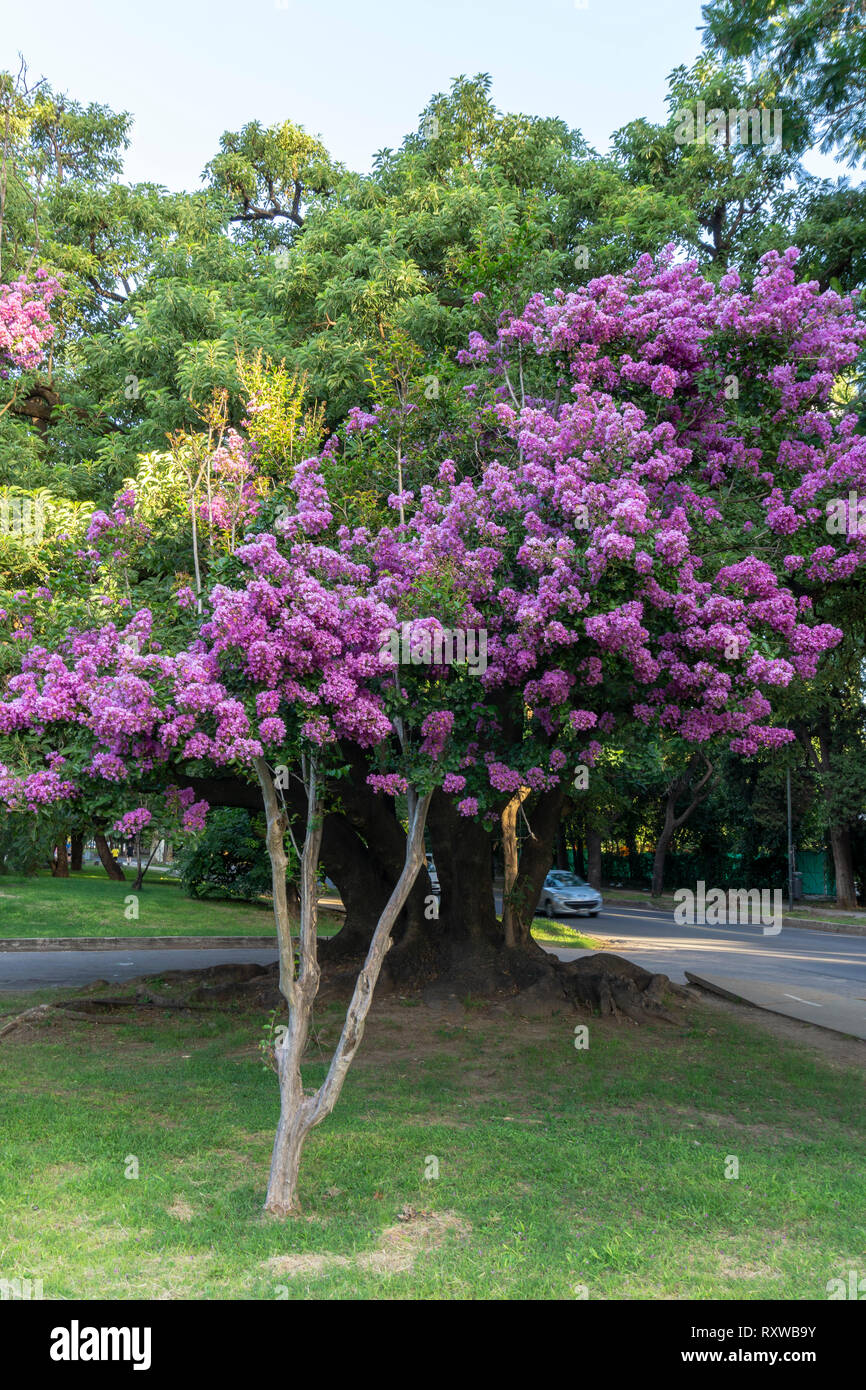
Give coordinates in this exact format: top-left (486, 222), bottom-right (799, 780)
top-left (153, 761), bottom-right (547, 991)
top-left (571, 833), bottom-right (584, 877)
top-left (132, 836), bottom-right (161, 892)
top-left (170, 760), bottom-right (432, 960)
top-left (626, 833), bottom-right (639, 882)
top-left (586, 828), bottom-right (602, 890)
top-left (501, 788), bottom-right (529, 948)
top-left (508, 784), bottom-right (568, 946)
top-left (266, 1099), bottom-right (315, 1218)
top-left (70, 833), bottom-right (83, 871)
top-left (829, 824), bottom-right (857, 911)
top-left (94, 832), bottom-right (125, 881)
top-left (651, 758), bottom-right (715, 897)
top-left (51, 840), bottom-right (69, 877)
top-left (650, 824), bottom-right (674, 898)
top-left (257, 751), bottom-right (432, 1217)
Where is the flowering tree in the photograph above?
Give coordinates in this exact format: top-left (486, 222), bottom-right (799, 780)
top-left (0, 270), bottom-right (63, 430)
top-left (0, 271), bottom-right (61, 371)
top-left (2, 246), bottom-right (865, 1208)
top-left (321, 244), bottom-right (866, 937)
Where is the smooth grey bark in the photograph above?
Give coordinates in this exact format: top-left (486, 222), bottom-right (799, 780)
top-left (256, 753), bottom-right (432, 1216)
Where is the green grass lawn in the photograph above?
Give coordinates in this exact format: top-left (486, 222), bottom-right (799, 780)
top-left (0, 872), bottom-right (589, 944)
top-left (0, 871), bottom-right (340, 938)
top-left (530, 917), bottom-right (603, 949)
top-left (0, 980), bottom-right (862, 1299)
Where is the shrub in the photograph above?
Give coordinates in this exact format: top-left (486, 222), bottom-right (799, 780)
top-left (176, 808), bottom-right (277, 901)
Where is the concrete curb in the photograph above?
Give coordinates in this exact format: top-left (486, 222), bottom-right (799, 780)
top-left (0, 936), bottom-right (279, 952)
top-left (685, 971), bottom-right (866, 1042)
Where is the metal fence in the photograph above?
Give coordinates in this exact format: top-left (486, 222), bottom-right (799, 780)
top-left (583, 846), bottom-right (836, 897)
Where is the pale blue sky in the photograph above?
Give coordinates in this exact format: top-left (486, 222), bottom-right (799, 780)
top-left (2, 0), bottom-right (847, 188)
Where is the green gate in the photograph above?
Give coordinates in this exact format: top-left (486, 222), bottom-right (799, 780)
top-left (797, 849), bottom-right (835, 897)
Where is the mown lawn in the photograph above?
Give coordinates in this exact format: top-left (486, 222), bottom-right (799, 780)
top-left (0, 872), bottom-right (582, 945)
top-left (530, 918), bottom-right (603, 949)
top-left (0, 980), bottom-right (863, 1300)
top-left (0, 871), bottom-right (341, 938)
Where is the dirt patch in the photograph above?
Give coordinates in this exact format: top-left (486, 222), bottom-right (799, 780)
top-left (42, 1162), bottom-right (88, 1183)
top-left (663, 1104), bottom-right (810, 1143)
top-left (265, 1207), bottom-right (471, 1278)
top-left (166, 1197), bottom-right (194, 1221)
top-left (717, 1255), bottom-right (782, 1280)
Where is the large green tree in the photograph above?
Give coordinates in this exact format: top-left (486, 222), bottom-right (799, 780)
top-left (703, 0), bottom-right (866, 165)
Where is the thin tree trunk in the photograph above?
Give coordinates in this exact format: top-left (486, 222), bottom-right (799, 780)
top-left (51, 840), bottom-right (69, 877)
top-left (133, 836), bottom-right (161, 892)
top-left (626, 833), bottom-right (639, 882)
top-left (256, 754), bottom-right (432, 1216)
top-left (650, 824), bottom-right (674, 898)
top-left (829, 824), bottom-right (857, 911)
top-left (501, 787), bottom-right (529, 948)
top-left (651, 758), bottom-right (714, 897)
top-left (70, 833), bottom-right (83, 871)
top-left (94, 832), bottom-right (125, 881)
top-left (571, 834), bottom-right (584, 877)
top-left (586, 828), bottom-right (602, 890)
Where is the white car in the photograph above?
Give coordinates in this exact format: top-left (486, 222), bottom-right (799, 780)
top-left (426, 853), bottom-right (440, 895)
top-left (537, 870), bottom-right (602, 918)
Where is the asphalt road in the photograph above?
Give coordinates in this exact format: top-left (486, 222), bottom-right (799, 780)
top-left (558, 903), bottom-right (866, 1004)
top-left (0, 948), bottom-right (280, 993)
top-left (3, 904), bottom-right (866, 1005)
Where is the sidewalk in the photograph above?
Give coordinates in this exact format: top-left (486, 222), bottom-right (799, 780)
top-left (686, 972), bottom-right (866, 1042)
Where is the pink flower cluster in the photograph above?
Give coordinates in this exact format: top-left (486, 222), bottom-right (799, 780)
top-left (199, 430), bottom-right (261, 534)
top-left (113, 808), bottom-right (152, 835)
top-left (0, 270), bottom-right (63, 370)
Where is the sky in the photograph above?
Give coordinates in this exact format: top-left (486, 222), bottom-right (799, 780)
top-left (2, 0), bottom-right (848, 189)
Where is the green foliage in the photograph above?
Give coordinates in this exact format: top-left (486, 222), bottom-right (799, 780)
top-left (175, 807), bottom-right (277, 901)
top-left (611, 56), bottom-right (810, 273)
top-left (703, 0), bottom-right (866, 165)
top-left (0, 809), bottom-right (56, 875)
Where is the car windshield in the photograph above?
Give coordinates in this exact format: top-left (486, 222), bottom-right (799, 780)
top-left (547, 873), bottom-right (589, 888)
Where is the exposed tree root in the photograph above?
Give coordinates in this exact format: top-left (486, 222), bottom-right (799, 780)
top-left (0, 950), bottom-right (687, 1039)
top-left (0, 1003), bottom-right (129, 1037)
top-left (558, 953), bottom-right (684, 1023)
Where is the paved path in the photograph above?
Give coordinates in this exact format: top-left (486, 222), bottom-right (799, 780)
top-left (573, 905), bottom-right (866, 993)
top-left (0, 948), bottom-right (279, 993)
top-left (4, 904), bottom-right (866, 1039)
top-left (683, 973), bottom-right (866, 1040)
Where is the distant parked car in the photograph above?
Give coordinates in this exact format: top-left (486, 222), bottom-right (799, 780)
top-left (537, 870), bottom-right (602, 918)
top-left (426, 853), bottom-right (440, 895)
